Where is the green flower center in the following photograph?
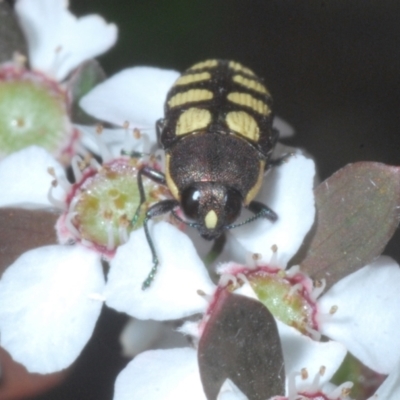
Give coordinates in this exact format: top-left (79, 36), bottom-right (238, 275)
top-left (248, 271), bottom-right (316, 334)
top-left (0, 68), bottom-right (70, 157)
top-left (72, 159), bottom-right (163, 252)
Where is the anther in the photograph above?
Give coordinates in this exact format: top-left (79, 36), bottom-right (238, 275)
top-left (96, 123), bottom-right (104, 134)
top-left (301, 368), bottom-right (308, 380)
top-left (329, 305), bottom-right (338, 315)
top-left (133, 128), bottom-right (141, 139)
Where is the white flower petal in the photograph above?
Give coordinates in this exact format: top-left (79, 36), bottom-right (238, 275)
top-left (273, 116), bottom-right (295, 138)
top-left (15, 0), bottom-right (117, 81)
top-left (0, 245), bottom-right (105, 373)
top-left (119, 318), bottom-right (189, 358)
top-left (105, 222), bottom-right (215, 320)
top-left (231, 154), bottom-right (315, 267)
top-left (318, 256), bottom-right (400, 374)
top-left (77, 124), bottom-right (156, 159)
top-left (371, 359), bottom-right (400, 399)
top-left (218, 379), bottom-right (248, 400)
top-left (277, 321), bottom-right (347, 392)
top-left (113, 348), bottom-right (206, 400)
top-left (0, 146), bottom-right (65, 207)
top-left (80, 67), bottom-right (179, 128)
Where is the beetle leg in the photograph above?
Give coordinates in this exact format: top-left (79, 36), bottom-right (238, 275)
top-left (132, 166), bottom-right (167, 227)
top-left (266, 152), bottom-right (294, 169)
top-left (156, 118), bottom-right (165, 146)
top-left (141, 199), bottom-right (179, 290)
top-left (247, 200), bottom-right (278, 222)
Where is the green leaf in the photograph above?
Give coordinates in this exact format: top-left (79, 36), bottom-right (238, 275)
top-left (0, 1), bottom-right (28, 64)
top-left (0, 207), bottom-right (60, 276)
top-left (300, 162), bottom-right (400, 289)
top-left (68, 59), bottom-right (106, 124)
top-left (198, 290), bottom-right (285, 400)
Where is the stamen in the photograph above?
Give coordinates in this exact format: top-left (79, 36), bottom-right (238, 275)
top-left (327, 382), bottom-right (353, 399)
top-left (287, 283), bottom-right (303, 299)
top-left (301, 368), bottom-right (308, 380)
top-left (89, 157), bottom-right (102, 171)
top-left (197, 289), bottom-right (213, 303)
top-left (304, 325), bottom-right (322, 341)
top-left (286, 264), bottom-right (301, 277)
top-left (12, 51), bottom-right (27, 66)
top-left (47, 185), bottom-right (67, 210)
top-left (65, 211), bottom-right (81, 238)
top-left (219, 273), bottom-right (238, 287)
top-left (118, 223), bottom-right (129, 244)
top-left (93, 125), bottom-right (113, 162)
top-left (311, 278), bottom-right (326, 300)
top-left (106, 220), bottom-right (115, 251)
top-left (133, 127), bottom-right (141, 139)
top-left (71, 155), bottom-right (83, 181)
top-left (329, 305), bottom-right (338, 315)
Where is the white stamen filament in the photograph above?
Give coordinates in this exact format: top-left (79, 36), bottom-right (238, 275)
top-left (219, 273), bottom-right (237, 287)
top-left (118, 225), bottom-right (129, 244)
top-left (304, 325), bottom-right (322, 341)
top-left (311, 278), bottom-right (326, 300)
top-left (47, 185), bottom-right (67, 210)
top-left (71, 155), bottom-right (83, 181)
top-left (65, 211), bottom-right (81, 238)
top-left (106, 220), bottom-right (115, 251)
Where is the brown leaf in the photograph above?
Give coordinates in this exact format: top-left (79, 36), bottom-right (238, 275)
top-left (198, 290), bottom-right (285, 400)
top-left (300, 162), bottom-right (400, 289)
top-left (0, 207), bottom-right (60, 276)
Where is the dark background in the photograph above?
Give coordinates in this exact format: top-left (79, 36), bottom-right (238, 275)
top-left (33, 1), bottom-right (400, 399)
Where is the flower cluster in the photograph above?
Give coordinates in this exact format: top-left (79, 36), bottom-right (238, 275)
top-left (0, 1), bottom-right (400, 400)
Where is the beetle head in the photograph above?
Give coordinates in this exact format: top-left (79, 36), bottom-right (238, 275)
top-left (180, 182), bottom-right (242, 240)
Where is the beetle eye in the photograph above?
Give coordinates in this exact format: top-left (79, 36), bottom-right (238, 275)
top-left (224, 188), bottom-right (242, 224)
top-left (181, 186), bottom-right (201, 220)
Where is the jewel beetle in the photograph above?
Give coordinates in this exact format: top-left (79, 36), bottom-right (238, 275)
top-left (134, 59), bottom-right (279, 289)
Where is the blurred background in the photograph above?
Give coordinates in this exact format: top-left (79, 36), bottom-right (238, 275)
top-left (5, 0), bottom-right (400, 399)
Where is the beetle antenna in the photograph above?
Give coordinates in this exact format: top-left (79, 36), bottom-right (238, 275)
top-left (171, 209), bottom-right (200, 228)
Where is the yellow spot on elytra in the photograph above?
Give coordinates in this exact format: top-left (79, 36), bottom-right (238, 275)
top-left (229, 61), bottom-right (255, 76)
top-left (226, 111), bottom-right (260, 141)
top-left (168, 89), bottom-right (213, 108)
top-left (174, 72), bottom-right (211, 86)
top-left (176, 108), bottom-right (212, 135)
top-left (165, 154), bottom-right (180, 200)
top-left (189, 60), bottom-right (218, 70)
top-left (232, 74), bottom-right (269, 95)
top-left (227, 92), bottom-right (270, 116)
top-left (205, 210), bottom-right (218, 229)
top-left (244, 160), bottom-right (266, 205)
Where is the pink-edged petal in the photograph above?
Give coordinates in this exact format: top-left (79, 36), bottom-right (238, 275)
top-left (277, 321), bottom-right (346, 392)
top-left (15, 0), bottom-right (117, 81)
top-left (230, 154), bottom-right (315, 267)
top-left (105, 221), bottom-right (215, 320)
top-left (0, 245), bottom-right (104, 373)
top-left (318, 256), bottom-right (400, 374)
top-left (80, 67), bottom-right (179, 129)
top-left (113, 348), bottom-right (206, 400)
top-left (0, 146), bottom-right (65, 207)
top-left (371, 359), bottom-right (400, 399)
